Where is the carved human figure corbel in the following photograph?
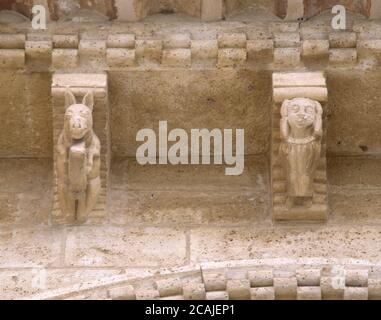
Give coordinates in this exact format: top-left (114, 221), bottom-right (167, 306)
top-left (279, 97), bottom-right (323, 208)
top-left (56, 90), bottom-right (101, 223)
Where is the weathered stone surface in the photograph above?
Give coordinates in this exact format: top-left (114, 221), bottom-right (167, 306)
top-left (65, 226), bottom-right (187, 267)
top-left (190, 227), bottom-right (381, 263)
top-left (0, 72), bottom-right (52, 157)
top-left (326, 70), bottom-right (381, 155)
top-left (109, 70), bottom-right (272, 156)
top-left (0, 228), bottom-right (63, 268)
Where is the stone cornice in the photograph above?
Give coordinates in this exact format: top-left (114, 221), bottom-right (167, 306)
top-left (0, 21), bottom-right (381, 71)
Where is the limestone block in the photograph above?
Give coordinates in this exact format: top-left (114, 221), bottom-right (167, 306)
top-left (302, 40), bottom-right (329, 57)
top-left (329, 49), bottom-right (357, 65)
top-left (283, 0), bottom-right (304, 21)
top-left (108, 285), bottom-right (136, 300)
top-left (135, 40), bottom-right (163, 64)
top-left (218, 33), bottom-right (247, 48)
top-left (273, 87), bottom-right (328, 103)
top-left (274, 48), bottom-right (300, 66)
top-left (368, 278), bottom-right (381, 299)
top-left (274, 277), bottom-right (297, 300)
top-left (183, 283), bottom-right (206, 300)
top-left (135, 289), bottom-right (160, 300)
top-left (329, 32), bottom-right (357, 48)
top-left (107, 34), bottom-right (135, 49)
top-left (114, 0), bottom-right (144, 21)
top-left (52, 49), bottom-right (78, 69)
top-left (53, 35), bottom-right (79, 49)
top-left (217, 48), bottom-right (247, 67)
top-left (106, 48), bottom-right (135, 68)
top-left (297, 287), bottom-right (322, 300)
top-left (0, 228), bottom-right (63, 268)
top-left (0, 49), bottom-right (25, 68)
top-left (206, 291), bottom-right (229, 300)
top-left (225, 268), bottom-right (248, 280)
top-left (247, 40), bottom-right (274, 60)
top-left (344, 287), bottom-right (368, 300)
top-left (274, 32), bottom-right (300, 48)
top-left (201, 0), bottom-right (223, 21)
top-left (79, 40), bottom-right (106, 60)
top-left (156, 278), bottom-right (183, 297)
top-left (248, 270), bottom-right (273, 287)
top-left (25, 40), bottom-right (52, 60)
top-left (250, 287), bottom-right (275, 300)
top-left (273, 72), bottom-right (326, 88)
top-left (203, 272), bottom-right (227, 291)
top-left (164, 34), bottom-right (191, 49)
top-left (160, 295), bottom-right (184, 300)
top-left (162, 49), bottom-right (191, 67)
top-left (370, 0), bottom-right (381, 19)
top-left (271, 22), bottom-right (299, 33)
top-left (357, 40), bottom-right (381, 55)
top-left (65, 226), bottom-right (186, 267)
top-left (321, 276), bottom-right (344, 300)
top-left (191, 40), bottom-right (218, 60)
top-left (296, 269), bottom-right (321, 286)
top-left (0, 34), bottom-right (25, 49)
top-left (345, 269), bottom-right (368, 287)
top-left (226, 279), bottom-right (251, 300)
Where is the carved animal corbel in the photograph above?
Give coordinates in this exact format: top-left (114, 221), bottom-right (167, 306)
top-left (56, 90), bottom-right (101, 223)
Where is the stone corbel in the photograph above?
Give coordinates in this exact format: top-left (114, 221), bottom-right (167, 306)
top-left (272, 72), bottom-right (328, 221)
top-left (51, 73), bottom-right (110, 224)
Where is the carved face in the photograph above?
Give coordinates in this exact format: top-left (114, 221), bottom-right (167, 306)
top-left (287, 100), bottom-right (316, 129)
top-left (65, 104), bottom-right (93, 140)
top-left (64, 90), bottom-right (94, 141)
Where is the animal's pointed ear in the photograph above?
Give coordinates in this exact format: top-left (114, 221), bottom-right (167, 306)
top-left (65, 90), bottom-right (76, 109)
top-left (82, 91), bottom-right (94, 111)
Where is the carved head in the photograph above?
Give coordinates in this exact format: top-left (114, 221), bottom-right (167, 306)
top-left (64, 90), bottom-right (94, 140)
top-left (281, 98), bottom-right (323, 136)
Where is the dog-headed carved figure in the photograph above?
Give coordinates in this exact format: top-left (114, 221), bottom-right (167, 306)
top-left (279, 97), bottom-right (323, 208)
top-left (56, 90), bottom-right (101, 223)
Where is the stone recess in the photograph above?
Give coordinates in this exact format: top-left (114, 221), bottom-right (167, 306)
top-left (51, 73), bottom-right (110, 224)
top-left (272, 72), bottom-right (328, 221)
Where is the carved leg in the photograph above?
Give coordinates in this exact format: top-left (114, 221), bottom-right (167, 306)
top-left (84, 177), bottom-right (101, 220)
top-left (76, 198), bottom-right (88, 224)
top-left (58, 183), bottom-right (76, 222)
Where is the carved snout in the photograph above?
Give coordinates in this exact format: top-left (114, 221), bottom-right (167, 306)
top-left (69, 117), bottom-right (89, 139)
